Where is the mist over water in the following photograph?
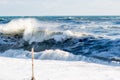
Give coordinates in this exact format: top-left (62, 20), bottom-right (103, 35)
top-left (0, 16), bottom-right (120, 64)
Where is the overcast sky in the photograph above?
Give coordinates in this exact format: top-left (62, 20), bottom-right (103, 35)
top-left (0, 0), bottom-right (120, 16)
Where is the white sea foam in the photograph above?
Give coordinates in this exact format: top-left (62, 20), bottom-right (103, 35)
top-left (0, 57), bottom-right (120, 80)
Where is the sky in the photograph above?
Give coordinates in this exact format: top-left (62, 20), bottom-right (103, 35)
top-left (0, 0), bottom-right (120, 16)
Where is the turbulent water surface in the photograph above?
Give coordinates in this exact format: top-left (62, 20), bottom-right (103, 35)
top-left (0, 16), bottom-right (120, 64)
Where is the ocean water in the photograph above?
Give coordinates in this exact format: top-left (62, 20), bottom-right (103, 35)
top-left (0, 16), bottom-right (120, 64)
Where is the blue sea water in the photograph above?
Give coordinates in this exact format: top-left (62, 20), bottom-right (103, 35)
top-left (0, 16), bottom-right (120, 64)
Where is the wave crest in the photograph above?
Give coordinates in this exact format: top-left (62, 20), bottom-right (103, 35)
top-left (0, 49), bottom-right (79, 61)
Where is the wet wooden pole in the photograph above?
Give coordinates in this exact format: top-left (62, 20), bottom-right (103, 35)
top-left (31, 48), bottom-right (35, 80)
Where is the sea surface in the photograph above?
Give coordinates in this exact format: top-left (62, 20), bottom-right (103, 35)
top-left (0, 16), bottom-right (120, 64)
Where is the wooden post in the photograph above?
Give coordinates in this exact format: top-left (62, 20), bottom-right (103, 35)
top-left (31, 48), bottom-right (35, 80)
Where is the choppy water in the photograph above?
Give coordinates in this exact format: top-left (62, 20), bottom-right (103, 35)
top-left (0, 16), bottom-right (120, 64)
